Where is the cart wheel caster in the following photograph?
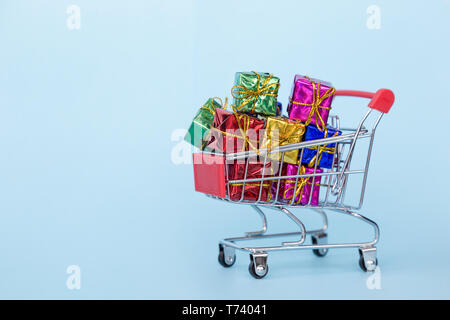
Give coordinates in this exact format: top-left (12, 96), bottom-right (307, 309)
top-left (312, 233), bottom-right (328, 257)
top-left (248, 252), bottom-right (268, 279)
top-left (218, 244), bottom-right (235, 268)
top-left (358, 247), bottom-right (378, 272)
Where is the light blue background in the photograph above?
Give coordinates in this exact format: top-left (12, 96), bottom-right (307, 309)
top-left (0, 0), bottom-right (449, 299)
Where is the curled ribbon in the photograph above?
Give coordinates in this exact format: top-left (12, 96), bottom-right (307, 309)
top-left (235, 112), bottom-right (260, 152)
top-left (306, 129), bottom-right (339, 167)
top-left (290, 76), bottom-right (335, 131)
top-left (231, 71), bottom-right (280, 114)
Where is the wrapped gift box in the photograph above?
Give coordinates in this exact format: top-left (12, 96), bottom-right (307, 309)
top-left (184, 98), bottom-right (224, 149)
top-left (204, 109), bottom-right (265, 154)
top-left (261, 116), bottom-right (305, 164)
top-left (228, 160), bottom-right (274, 201)
top-left (276, 101), bottom-right (282, 116)
top-left (287, 75), bottom-right (335, 130)
top-left (232, 71), bottom-right (280, 116)
top-left (301, 125), bottom-right (342, 169)
top-left (271, 164), bottom-right (322, 205)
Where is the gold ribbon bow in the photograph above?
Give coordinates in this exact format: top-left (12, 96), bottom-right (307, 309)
top-left (234, 112), bottom-right (260, 152)
top-left (306, 129), bottom-right (339, 167)
top-left (200, 97), bottom-right (227, 115)
top-left (231, 71), bottom-right (280, 114)
top-left (290, 76), bottom-right (335, 131)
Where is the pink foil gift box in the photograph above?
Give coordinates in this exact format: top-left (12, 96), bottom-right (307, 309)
top-left (287, 75), bottom-right (335, 130)
top-left (272, 164), bottom-right (322, 205)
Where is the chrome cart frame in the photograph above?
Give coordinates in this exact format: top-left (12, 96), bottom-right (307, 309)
top-left (199, 89), bottom-right (394, 278)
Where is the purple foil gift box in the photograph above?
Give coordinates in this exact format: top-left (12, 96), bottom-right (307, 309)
top-left (287, 75), bottom-right (335, 130)
top-left (272, 164), bottom-right (322, 205)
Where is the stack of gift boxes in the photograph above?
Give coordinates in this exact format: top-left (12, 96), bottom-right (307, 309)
top-left (185, 71), bottom-right (342, 206)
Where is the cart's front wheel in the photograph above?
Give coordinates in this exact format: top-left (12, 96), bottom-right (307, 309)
top-left (218, 244), bottom-right (235, 268)
top-left (248, 252), bottom-right (268, 279)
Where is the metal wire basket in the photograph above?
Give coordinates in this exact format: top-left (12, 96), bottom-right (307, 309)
top-left (193, 89), bottom-right (394, 278)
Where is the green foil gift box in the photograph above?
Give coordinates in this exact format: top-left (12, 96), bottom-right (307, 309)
top-left (232, 71), bottom-right (280, 116)
top-left (184, 98), bottom-right (226, 149)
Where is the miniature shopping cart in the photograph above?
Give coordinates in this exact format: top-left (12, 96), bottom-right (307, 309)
top-left (192, 89), bottom-right (394, 279)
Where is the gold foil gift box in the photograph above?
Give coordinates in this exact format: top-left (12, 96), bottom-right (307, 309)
top-left (261, 117), bottom-right (305, 164)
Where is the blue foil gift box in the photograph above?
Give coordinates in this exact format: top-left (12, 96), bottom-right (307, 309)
top-left (301, 125), bottom-right (342, 169)
top-left (276, 102), bottom-right (282, 116)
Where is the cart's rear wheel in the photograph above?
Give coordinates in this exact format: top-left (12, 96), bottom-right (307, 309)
top-left (312, 233), bottom-right (328, 257)
top-left (358, 249), bottom-right (378, 272)
top-left (218, 244), bottom-right (235, 268)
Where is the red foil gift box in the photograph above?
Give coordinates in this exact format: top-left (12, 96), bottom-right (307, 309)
top-left (228, 160), bottom-right (275, 201)
top-left (204, 109), bottom-right (265, 154)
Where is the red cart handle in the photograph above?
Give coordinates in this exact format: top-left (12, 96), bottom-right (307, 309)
top-left (335, 89), bottom-right (395, 114)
